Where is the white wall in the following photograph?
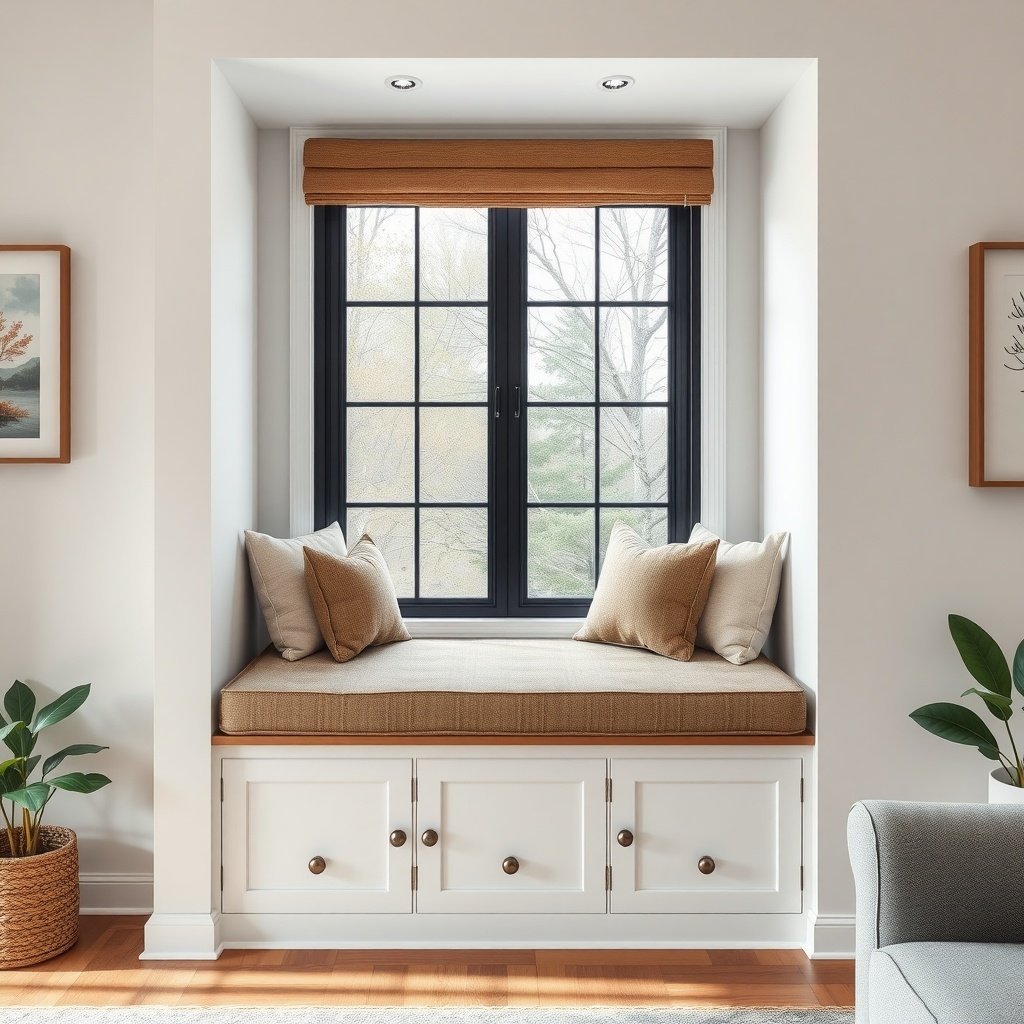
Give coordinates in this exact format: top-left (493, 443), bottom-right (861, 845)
top-left (210, 66), bottom-right (259, 698)
top-left (761, 67), bottom-right (818, 705)
top-left (256, 130), bottom-right (292, 539)
top-left (147, 0), bottom-right (1024, 957)
top-left (0, 0), bottom-right (155, 912)
top-left (7, 0), bottom-right (1023, 953)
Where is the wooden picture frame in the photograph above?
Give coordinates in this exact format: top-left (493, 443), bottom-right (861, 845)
top-left (969, 241), bottom-right (1024, 486)
top-left (0, 244), bottom-right (70, 464)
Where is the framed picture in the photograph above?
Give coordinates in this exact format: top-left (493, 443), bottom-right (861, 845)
top-left (969, 241), bottom-right (1024, 486)
top-left (0, 245), bottom-right (70, 464)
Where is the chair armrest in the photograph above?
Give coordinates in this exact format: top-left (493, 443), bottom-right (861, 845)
top-left (848, 800), bottom-right (1024, 1018)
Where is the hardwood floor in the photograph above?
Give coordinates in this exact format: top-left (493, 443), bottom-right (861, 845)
top-left (0, 916), bottom-right (854, 1009)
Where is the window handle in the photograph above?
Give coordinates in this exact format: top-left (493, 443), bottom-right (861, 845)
top-left (494, 386), bottom-right (501, 419)
top-left (514, 386), bottom-right (521, 419)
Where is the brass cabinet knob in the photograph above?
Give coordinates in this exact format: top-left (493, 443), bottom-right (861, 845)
top-left (421, 829), bottom-right (438, 847)
top-left (502, 855), bottom-right (520, 875)
top-left (617, 829), bottom-right (634, 848)
top-left (389, 829), bottom-right (407, 848)
top-left (308, 855), bottom-right (326, 875)
top-left (697, 856), bottom-right (716, 875)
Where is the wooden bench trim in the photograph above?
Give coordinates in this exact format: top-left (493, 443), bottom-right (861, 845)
top-left (212, 731), bottom-right (815, 747)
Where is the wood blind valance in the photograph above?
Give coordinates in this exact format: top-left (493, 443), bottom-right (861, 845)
top-left (302, 138), bottom-right (714, 208)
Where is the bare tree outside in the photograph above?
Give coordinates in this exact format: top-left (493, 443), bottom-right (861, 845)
top-left (342, 205), bottom-right (671, 603)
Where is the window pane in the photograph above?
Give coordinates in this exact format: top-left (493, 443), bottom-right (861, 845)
top-left (420, 307), bottom-right (488, 402)
top-left (599, 508), bottom-right (668, 566)
top-left (420, 208), bottom-right (488, 301)
top-left (527, 208), bottom-right (595, 301)
top-left (527, 407), bottom-right (595, 503)
top-left (599, 306), bottom-right (669, 402)
top-left (527, 508), bottom-right (595, 598)
top-left (419, 406), bottom-right (488, 502)
top-left (599, 207), bottom-right (669, 302)
top-left (420, 507), bottom-right (488, 598)
top-left (527, 307), bottom-right (594, 401)
top-left (346, 506), bottom-right (415, 598)
top-left (347, 307), bottom-right (414, 402)
top-left (346, 207), bottom-right (414, 301)
top-left (599, 406), bottom-right (668, 503)
top-left (347, 407), bottom-right (415, 502)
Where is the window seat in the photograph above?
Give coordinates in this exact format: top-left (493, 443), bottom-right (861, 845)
top-left (218, 638), bottom-right (807, 738)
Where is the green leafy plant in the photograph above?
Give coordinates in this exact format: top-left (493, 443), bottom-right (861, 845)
top-left (0, 680), bottom-right (110, 856)
top-left (910, 615), bottom-right (1024, 787)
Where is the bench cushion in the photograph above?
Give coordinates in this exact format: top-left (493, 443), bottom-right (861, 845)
top-left (219, 638), bottom-right (806, 736)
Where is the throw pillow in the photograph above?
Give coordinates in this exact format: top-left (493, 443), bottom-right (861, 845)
top-left (573, 523), bottom-right (719, 661)
top-left (689, 523), bottom-right (789, 665)
top-left (244, 522), bottom-right (348, 661)
top-left (303, 534), bottom-right (411, 664)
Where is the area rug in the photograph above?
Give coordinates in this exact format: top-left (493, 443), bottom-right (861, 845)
top-left (0, 1009), bottom-right (854, 1024)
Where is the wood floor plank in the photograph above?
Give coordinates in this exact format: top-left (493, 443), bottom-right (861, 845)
top-left (0, 916), bottom-right (854, 1008)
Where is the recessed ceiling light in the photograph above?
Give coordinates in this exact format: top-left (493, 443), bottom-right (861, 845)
top-left (600, 76), bottom-right (634, 91)
top-left (387, 76), bottom-right (422, 91)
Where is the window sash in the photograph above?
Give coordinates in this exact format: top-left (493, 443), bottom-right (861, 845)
top-left (313, 205), bottom-right (700, 618)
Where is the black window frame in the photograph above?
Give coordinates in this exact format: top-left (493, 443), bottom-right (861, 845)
top-left (313, 204), bottom-right (701, 618)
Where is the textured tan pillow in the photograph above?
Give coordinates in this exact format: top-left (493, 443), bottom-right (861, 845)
top-left (690, 523), bottom-right (789, 665)
top-left (574, 523), bottom-right (719, 661)
top-left (303, 535), bottom-right (411, 664)
top-left (245, 522), bottom-right (348, 661)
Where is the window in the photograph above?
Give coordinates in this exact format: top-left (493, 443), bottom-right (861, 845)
top-left (314, 204), bottom-right (700, 617)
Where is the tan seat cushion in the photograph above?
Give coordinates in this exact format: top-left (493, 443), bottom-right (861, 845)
top-left (303, 534), bottom-right (410, 663)
top-left (690, 523), bottom-right (789, 665)
top-left (574, 523), bottom-right (719, 661)
top-left (218, 639), bottom-right (807, 737)
top-left (244, 522), bottom-right (348, 661)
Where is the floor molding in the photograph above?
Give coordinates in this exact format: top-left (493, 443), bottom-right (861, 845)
top-left (80, 872), bottom-right (153, 915)
top-left (806, 913), bottom-right (856, 959)
top-left (141, 911), bottom-right (222, 960)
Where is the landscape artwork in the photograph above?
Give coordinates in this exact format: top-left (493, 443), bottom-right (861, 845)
top-left (0, 273), bottom-right (41, 439)
top-left (0, 245), bottom-right (70, 463)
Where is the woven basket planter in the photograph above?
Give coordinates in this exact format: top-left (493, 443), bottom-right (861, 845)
top-left (0, 826), bottom-right (78, 969)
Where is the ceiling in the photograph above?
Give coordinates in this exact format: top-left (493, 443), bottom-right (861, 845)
top-left (216, 58), bottom-right (813, 130)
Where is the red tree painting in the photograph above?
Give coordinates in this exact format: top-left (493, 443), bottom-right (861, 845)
top-left (0, 311), bottom-right (32, 426)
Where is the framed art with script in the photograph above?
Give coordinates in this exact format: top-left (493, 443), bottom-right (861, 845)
top-left (969, 241), bottom-right (1024, 486)
top-left (0, 245), bottom-right (70, 464)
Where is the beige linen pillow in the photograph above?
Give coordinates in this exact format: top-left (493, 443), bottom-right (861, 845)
top-left (245, 522), bottom-right (348, 661)
top-left (574, 523), bottom-right (719, 661)
top-left (303, 535), bottom-right (411, 664)
top-left (689, 523), bottom-right (789, 665)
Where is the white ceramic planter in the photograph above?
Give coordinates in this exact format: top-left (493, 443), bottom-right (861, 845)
top-left (989, 767), bottom-right (1024, 804)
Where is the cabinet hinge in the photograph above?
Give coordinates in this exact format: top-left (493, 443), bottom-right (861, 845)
top-left (605, 777), bottom-right (612, 802)
top-left (220, 778), bottom-right (224, 802)
top-left (412, 777), bottom-right (417, 802)
top-left (412, 865), bottom-right (418, 891)
top-left (800, 778), bottom-right (805, 803)
top-left (800, 866), bottom-right (804, 891)
top-left (220, 864), bottom-right (224, 890)
top-left (605, 865), bottom-right (612, 890)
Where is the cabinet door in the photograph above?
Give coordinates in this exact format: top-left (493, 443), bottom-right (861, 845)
top-left (416, 758), bottom-right (607, 914)
top-left (610, 758), bottom-right (802, 914)
top-left (222, 758), bottom-right (413, 914)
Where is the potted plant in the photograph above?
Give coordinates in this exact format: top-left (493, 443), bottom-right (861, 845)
top-left (910, 614), bottom-right (1024, 804)
top-left (0, 679), bottom-right (110, 968)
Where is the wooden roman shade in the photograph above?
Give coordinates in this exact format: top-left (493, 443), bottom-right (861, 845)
top-left (302, 138), bottom-right (714, 207)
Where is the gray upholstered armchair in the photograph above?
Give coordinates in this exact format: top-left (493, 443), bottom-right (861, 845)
top-left (848, 800), bottom-right (1024, 1024)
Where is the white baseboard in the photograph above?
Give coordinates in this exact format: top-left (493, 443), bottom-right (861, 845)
top-left (141, 911), bottom-right (222, 960)
top-left (80, 872), bottom-right (153, 915)
top-left (806, 912), bottom-right (856, 958)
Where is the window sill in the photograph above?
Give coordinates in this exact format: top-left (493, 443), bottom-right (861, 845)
top-left (404, 618), bottom-right (584, 639)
